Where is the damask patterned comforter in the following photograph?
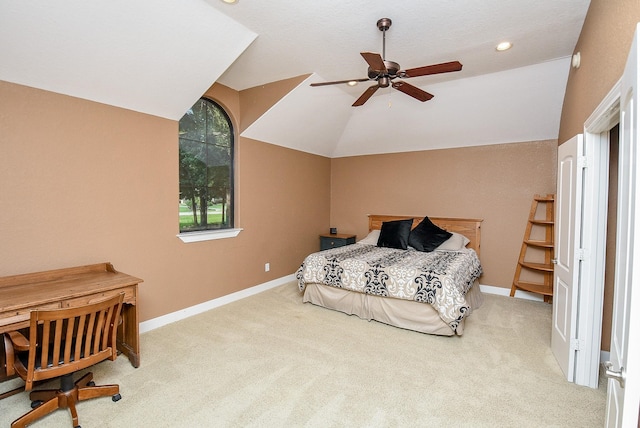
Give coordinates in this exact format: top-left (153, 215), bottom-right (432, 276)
top-left (296, 244), bottom-right (483, 331)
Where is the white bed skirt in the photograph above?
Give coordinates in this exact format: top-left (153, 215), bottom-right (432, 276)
top-left (302, 280), bottom-right (483, 336)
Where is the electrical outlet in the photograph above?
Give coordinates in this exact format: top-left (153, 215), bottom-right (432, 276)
top-left (264, 263), bottom-right (270, 272)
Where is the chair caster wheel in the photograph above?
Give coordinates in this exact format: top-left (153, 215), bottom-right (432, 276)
top-left (87, 381), bottom-right (96, 386)
top-left (112, 393), bottom-right (122, 402)
top-left (31, 400), bottom-right (43, 409)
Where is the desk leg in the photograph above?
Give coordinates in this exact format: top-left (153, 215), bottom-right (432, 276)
top-left (0, 337), bottom-right (6, 381)
top-left (0, 337), bottom-right (23, 399)
top-left (117, 303), bottom-right (140, 368)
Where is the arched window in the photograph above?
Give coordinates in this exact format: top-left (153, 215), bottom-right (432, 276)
top-left (178, 98), bottom-right (234, 232)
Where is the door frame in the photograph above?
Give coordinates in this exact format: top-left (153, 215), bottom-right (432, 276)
top-left (575, 79), bottom-right (621, 387)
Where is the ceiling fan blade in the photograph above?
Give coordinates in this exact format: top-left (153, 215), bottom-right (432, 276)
top-left (352, 85), bottom-right (380, 107)
top-left (401, 61), bottom-right (463, 78)
top-left (310, 78), bottom-right (370, 87)
top-left (392, 81), bottom-right (433, 102)
top-left (360, 52), bottom-right (387, 73)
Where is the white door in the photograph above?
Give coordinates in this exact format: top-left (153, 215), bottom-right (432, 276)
top-left (604, 23), bottom-right (640, 428)
top-left (552, 134), bottom-right (583, 381)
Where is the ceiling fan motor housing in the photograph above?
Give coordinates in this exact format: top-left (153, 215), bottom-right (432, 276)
top-left (369, 60), bottom-right (400, 78)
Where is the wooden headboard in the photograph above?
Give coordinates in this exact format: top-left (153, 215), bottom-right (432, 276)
top-left (368, 215), bottom-right (483, 256)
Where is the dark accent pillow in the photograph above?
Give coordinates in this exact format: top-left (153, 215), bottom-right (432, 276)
top-left (408, 216), bottom-right (453, 252)
top-left (376, 219), bottom-right (414, 250)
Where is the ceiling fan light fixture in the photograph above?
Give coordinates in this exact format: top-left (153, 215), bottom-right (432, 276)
top-left (496, 41), bottom-right (513, 52)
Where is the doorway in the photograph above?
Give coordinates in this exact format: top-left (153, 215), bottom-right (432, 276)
top-left (566, 81), bottom-right (621, 388)
top-left (601, 124), bottom-right (619, 364)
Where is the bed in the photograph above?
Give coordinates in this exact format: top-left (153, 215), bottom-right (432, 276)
top-left (296, 215), bottom-right (484, 336)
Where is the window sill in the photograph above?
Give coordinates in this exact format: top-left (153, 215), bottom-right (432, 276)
top-left (177, 228), bottom-right (243, 243)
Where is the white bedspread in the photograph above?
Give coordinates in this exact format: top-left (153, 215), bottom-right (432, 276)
top-left (296, 244), bottom-right (483, 331)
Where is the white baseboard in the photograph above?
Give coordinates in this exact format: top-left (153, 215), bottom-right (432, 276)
top-left (141, 278), bottom-right (543, 333)
top-left (479, 284), bottom-right (544, 302)
top-left (139, 274), bottom-right (296, 334)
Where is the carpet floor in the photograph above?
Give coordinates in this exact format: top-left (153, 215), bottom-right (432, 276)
top-left (0, 282), bottom-right (606, 427)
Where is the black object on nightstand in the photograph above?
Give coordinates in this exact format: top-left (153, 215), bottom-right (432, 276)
top-left (319, 233), bottom-right (356, 250)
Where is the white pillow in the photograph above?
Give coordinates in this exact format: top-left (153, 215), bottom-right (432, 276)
top-left (358, 229), bottom-right (381, 245)
top-left (435, 232), bottom-right (470, 251)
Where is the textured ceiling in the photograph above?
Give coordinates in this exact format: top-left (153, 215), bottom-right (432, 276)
top-left (242, 59), bottom-right (570, 157)
top-left (0, 0), bottom-right (256, 120)
top-left (0, 0), bottom-right (591, 157)
top-left (212, 0), bottom-right (590, 92)
top-left (216, 0), bottom-right (590, 157)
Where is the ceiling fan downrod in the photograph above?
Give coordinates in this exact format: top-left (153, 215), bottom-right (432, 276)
top-left (377, 18), bottom-right (392, 60)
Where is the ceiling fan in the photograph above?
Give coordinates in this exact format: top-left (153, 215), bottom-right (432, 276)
top-left (311, 18), bottom-right (463, 107)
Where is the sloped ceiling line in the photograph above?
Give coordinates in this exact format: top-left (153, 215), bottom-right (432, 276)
top-left (0, 0), bottom-right (588, 155)
top-left (243, 59), bottom-right (571, 158)
top-left (0, 0), bottom-right (257, 120)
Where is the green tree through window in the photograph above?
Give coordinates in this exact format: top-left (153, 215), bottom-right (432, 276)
top-left (179, 98), bottom-right (234, 232)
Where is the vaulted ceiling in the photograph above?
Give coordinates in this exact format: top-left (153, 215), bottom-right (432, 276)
top-left (0, 0), bottom-right (591, 157)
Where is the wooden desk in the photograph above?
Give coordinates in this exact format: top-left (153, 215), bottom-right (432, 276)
top-left (0, 262), bottom-right (142, 382)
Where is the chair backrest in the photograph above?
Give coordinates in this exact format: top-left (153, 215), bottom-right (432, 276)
top-left (22, 293), bottom-right (124, 389)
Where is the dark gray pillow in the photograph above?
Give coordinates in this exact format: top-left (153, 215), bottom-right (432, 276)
top-left (377, 219), bottom-right (413, 250)
top-left (408, 216), bottom-right (452, 252)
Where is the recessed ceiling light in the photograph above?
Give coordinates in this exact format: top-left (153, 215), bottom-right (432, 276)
top-left (496, 41), bottom-right (513, 52)
top-left (221, 0), bottom-right (238, 3)
top-left (347, 81), bottom-right (358, 86)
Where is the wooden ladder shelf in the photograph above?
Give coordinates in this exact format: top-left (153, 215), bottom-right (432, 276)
top-left (510, 194), bottom-right (555, 302)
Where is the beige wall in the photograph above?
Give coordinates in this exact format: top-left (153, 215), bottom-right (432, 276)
top-left (0, 79), bottom-right (330, 322)
top-left (330, 140), bottom-right (557, 289)
top-left (4, 0), bottom-right (638, 338)
top-left (559, 0), bottom-right (640, 143)
top-left (558, 0), bottom-right (640, 351)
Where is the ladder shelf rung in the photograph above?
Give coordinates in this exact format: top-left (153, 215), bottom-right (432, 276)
top-left (523, 240), bottom-right (554, 248)
top-left (520, 261), bottom-right (554, 272)
top-left (512, 280), bottom-right (554, 296)
top-left (530, 219), bottom-right (554, 225)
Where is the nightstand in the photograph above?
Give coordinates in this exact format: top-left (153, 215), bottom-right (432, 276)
top-left (319, 233), bottom-right (356, 250)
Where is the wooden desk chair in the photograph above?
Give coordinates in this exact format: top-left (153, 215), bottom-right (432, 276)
top-left (3, 293), bottom-right (124, 428)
